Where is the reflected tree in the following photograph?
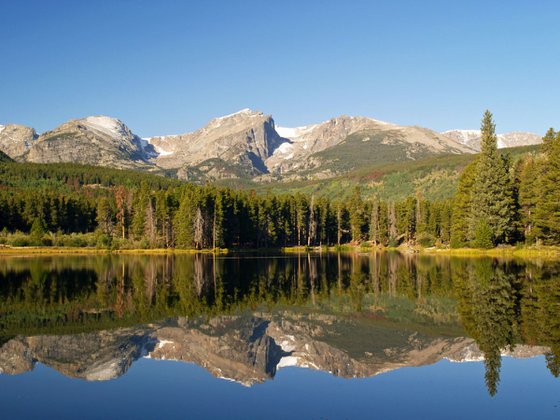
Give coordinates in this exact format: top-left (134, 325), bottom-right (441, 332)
top-left (454, 258), bottom-right (518, 396)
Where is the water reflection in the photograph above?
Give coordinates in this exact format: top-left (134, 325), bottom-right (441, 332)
top-left (0, 253), bottom-right (559, 396)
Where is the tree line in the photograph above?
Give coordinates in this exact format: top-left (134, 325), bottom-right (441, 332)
top-left (0, 110), bottom-right (558, 249)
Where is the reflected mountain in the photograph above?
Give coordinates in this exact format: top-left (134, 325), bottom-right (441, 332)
top-left (0, 327), bottom-right (154, 380)
top-left (0, 253), bottom-right (559, 395)
top-left (0, 311), bottom-right (550, 387)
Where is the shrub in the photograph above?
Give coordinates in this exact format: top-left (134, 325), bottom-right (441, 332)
top-left (96, 233), bottom-right (112, 248)
top-left (417, 232), bottom-right (436, 248)
top-left (388, 237), bottom-right (400, 248)
top-left (473, 220), bottom-right (494, 249)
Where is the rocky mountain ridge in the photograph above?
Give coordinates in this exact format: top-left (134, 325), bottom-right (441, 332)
top-left (0, 111), bottom-right (542, 182)
top-left (442, 129), bottom-right (542, 150)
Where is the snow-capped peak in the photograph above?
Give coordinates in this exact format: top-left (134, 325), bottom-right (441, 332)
top-left (442, 129), bottom-right (542, 150)
top-left (443, 129), bottom-right (480, 134)
top-left (80, 115), bottom-right (129, 138)
top-left (215, 108), bottom-right (262, 120)
top-left (442, 129), bottom-right (481, 137)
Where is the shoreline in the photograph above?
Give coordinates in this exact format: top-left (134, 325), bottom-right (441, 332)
top-left (1, 244), bottom-right (560, 259)
top-left (419, 246), bottom-right (560, 258)
top-left (0, 246), bottom-right (228, 256)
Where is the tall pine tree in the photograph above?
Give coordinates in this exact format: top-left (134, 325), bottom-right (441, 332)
top-left (469, 110), bottom-right (516, 246)
top-left (451, 161), bottom-right (477, 247)
top-left (534, 129), bottom-right (560, 243)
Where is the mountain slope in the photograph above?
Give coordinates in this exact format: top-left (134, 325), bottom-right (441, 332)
top-left (266, 116), bottom-right (473, 178)
top-left (25, 116), bottom-right (155, 169)
top-left (244, 144), bottom-right (540, 201)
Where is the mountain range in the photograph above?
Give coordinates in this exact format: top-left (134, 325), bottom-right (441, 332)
top-left (0, 312), bottom-right (548, 385)
top-left (0, 110), bottom-right (542, 183)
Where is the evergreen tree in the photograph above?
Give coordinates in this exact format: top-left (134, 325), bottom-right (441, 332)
top-left (369, 197), bottom-right (380, 245)
top-left (468, 110), bottom-right (516, 246)
top-left (349, 187), bottom-right (365, 243)
top-left (174, 191), bottom-right (194, 248)
top-left (541, 128), bottom-right (557, 155)
top-left (517, 155), bottom-right (541, 243)
top-left (96, 197), bottom-right (114, 238)
top-left (534, 129), bottom-right (560, 243)
top-left (451, 160), bottom-right (478, 248)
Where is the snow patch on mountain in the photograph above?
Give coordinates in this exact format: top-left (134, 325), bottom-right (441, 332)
top-left (274, 142), bottom-right (294, 159)
top-left (142, 137), bottom-right (174, 157)
top-left (153, 145), bottom-right (174, 156)
top-left (442, 129), bottom-right (542, 150)
top-left (81, 116), bottom-right (129, 138)
top-left (442, 129), bottom-right (480, 143)
top-left (215, 108), bottom-right (261, 120)
top-left (276, 124), bottom-right (318, 140)
top-left (365, 117), bottom-right (396, 127)
top-left (0, 125), bottom-right (5, 134)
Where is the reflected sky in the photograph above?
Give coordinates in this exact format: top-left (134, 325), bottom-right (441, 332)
top-left (1, 357), bottom-right (559, 420)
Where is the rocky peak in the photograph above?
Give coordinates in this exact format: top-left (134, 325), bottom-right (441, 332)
top-left (148, 109), bottom-right (284, 179)
top-left (208, 108), bottom-right (265, 125)
top-left (24, 115), bottom-right (155, 169)
top-left (79, 115), bottom-right (135, 140)
top-left (0, 124), bottom-right (38, 160)
top-left (442, 129), bottom-right (542, 151)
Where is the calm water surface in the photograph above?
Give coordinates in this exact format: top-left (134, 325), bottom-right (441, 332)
top-left (0, 252), bottom-right (559, 419)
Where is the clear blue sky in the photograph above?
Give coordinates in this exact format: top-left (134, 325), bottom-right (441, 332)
top-left (1, 0), bottom-right (558, 136)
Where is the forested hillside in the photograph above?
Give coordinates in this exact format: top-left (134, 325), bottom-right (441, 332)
top-left (0, 111), bottom-right (557, 250)
top-left (247, 144), bottom-right (538, 201)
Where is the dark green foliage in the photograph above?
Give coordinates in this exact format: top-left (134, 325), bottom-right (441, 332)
top-left (348, 187), bottom-right (366, 243)
top-left (455, 259), bottom-right (518, 396)
top-left (541, 128), bottom-right (557, 155)
top-left (473, 220), bottom-right (494, 249)
top-left (416, 232), bottom-right (436, 248)
top-left (469, 111), bottom-right (516, 244)
top-left (450, 161), bottom-right (477, 248)
top-left (534, 129), bottom-right (560, 243)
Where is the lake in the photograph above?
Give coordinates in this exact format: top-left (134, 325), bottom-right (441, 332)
top-left (0, 252), bottom-right (559, 419)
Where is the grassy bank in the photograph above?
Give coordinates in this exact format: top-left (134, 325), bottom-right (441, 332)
top-left (2, 243), bottom-right (560, 259)
top-left (283, 244), bottom-right (560, 259)
top-left (0, 246), bottom-right (228, 256)
top-left (420, 245), bottom-right (560, 258)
